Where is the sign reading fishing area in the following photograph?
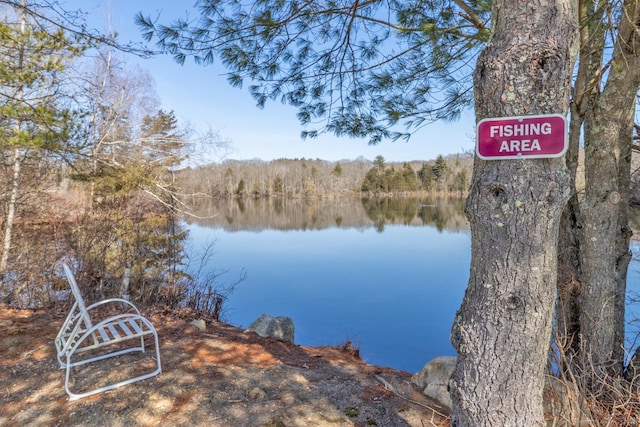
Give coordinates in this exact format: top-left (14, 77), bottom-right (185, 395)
top-left (476, 114), bottom-right (567, 160)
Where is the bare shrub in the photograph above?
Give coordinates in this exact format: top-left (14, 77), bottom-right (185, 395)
top-left (550, 327), bottom-right (640, 426)
top-left (1, 184), bottom-right (241, 324)
top-left (181, 238), bottom-right (245, 321)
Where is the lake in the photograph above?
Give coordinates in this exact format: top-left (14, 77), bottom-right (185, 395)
top-left (183, 197), bottom-right (640, 373)
top-left (183, 197), bottom-right (469, 373)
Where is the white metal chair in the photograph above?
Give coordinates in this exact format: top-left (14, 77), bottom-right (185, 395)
top-left (55, 263), bottom-right (161, 400)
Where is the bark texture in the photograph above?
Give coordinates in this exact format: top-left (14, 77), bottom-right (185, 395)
top-left (556, 0), bottom-right (605, 359)
top-left (450, 1), bottom-right (577, 425)
top-left (0, 148), bottom-right (21, 292)
top-left (579, 0), bottom-right (640, 373)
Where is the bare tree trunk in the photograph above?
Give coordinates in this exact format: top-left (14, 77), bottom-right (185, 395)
top-left (0, 148), bottom-right (21, 292)
top-left (557, 107), bottom-right (584, 357)
top-left (0, 2), bottom-right (26, 293)
top-left (450, 1), bottom-right (577, 425)
top-left (556, 0), bottom-right (605, 362)
top-left (579, 0), bottom-right (640, 372)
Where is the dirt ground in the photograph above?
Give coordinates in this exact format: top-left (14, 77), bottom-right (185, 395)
top-left (0, 307), bottom-right (450, 427)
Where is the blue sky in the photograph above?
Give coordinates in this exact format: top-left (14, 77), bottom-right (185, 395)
top-left (64, 0), bottom-right (476, 164)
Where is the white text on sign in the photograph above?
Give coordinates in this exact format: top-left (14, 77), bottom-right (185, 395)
top-left (490, 123), bottom-right (552, 153)
top-left (476, 114), bottom-right (567, 160)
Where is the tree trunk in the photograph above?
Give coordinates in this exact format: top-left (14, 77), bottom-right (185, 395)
top-left (579, 0), bottom-right (640, 373)
top-left (450, 1), bottom-right (577, 425)
top-left (556, 0), bottom-right (605, 363)
top-left (556, 103), bottom-right (584, 358)
top-left (0, 1), bottom-right (26, 295)
top-left (0, 148), bottom-right (21, 293)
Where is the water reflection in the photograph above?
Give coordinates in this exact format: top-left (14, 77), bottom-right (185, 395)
top-left (361, 197), bottom-right (467, 232)
top-left (182, 200), bottom-right (640, 372)
top-left (183, 197), bottom-right (470, 373)
top-left (184, 196), bottom-right (469, 233)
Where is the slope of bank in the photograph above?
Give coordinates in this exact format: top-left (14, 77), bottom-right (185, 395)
top-left (0, 307), bottom-right (449, 426)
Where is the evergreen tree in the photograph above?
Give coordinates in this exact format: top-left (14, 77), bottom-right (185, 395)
top-left (0, 2), bottom-right (85, 293)
top-left (137, 2), bottom-right (489, 143)
top-left (400, 163), bottom-right (419, 191)
top-left (332, 162), bottom-right (342, 177)
top-left (452, 170), bottom-right (467, 194)
top-left (361, 168), bottom-right (381, 193)
top-left (140, 109), bottom-right (186, 169)
top-left (449, 2), bottom-right (577, 423)
top-left (431, 155), bottom-right (448, 182)
top-left (272, 175), bottom-right (283, 194)
top-left (417, 163), bottom-right (434, 191)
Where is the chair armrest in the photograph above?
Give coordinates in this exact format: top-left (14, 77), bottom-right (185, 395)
top-left (85, 298), bottom-right (142, 316)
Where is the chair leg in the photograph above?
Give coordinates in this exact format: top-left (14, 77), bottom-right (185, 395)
top-left (64, 336), bottom-right (161, 400)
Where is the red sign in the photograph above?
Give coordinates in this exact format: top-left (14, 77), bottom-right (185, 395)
top-left (476, 114), bottom-right (567, 160)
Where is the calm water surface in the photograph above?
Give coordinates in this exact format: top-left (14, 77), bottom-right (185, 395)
top-left (183, 197), bottom-right (640, 373)
top-left (184, 198), bottom-right (470, 373)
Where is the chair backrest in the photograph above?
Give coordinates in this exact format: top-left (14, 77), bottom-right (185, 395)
top-left (62, 263), bottom-right (93, 327)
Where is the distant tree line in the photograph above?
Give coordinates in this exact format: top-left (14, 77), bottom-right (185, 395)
top-left (178, 153), bottom-right (473, 199)
top-left (360, 155), bottom-right (469, 195)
